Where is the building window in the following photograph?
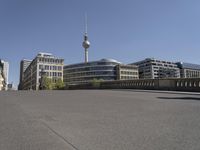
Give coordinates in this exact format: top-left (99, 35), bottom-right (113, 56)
top-left (58, 66), bottom-right (62, 70)
top-left (45, 65), bottom-right (49, 70)
top-left (39, 65), bottom-right (43, 69)
top-left (53, 66), bottom-right (57, 70)
top-left (58, 72), bottom-right (62, 77)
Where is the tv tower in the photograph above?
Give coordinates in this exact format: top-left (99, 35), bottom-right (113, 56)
top-left (82, 13), bottom-right (90, 63)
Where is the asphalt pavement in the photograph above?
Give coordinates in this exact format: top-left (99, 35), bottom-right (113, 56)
top-left (1, 90), bottom-right (200, 150)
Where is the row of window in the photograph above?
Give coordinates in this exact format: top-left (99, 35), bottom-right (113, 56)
top-left (120, 71), bottom-right (138, 75)
top-left (65, 62), bottom-right (119, 69)
top-left (39, 65), bottom-right (62, 71)
top-left (65, 71), bottom-right (116, 78)
top-left (64, 66), bottom-right (116, 73)
top-left (64, 76), bottom-right (116, 83)
top-left (121, 76), bottom-right (138, 79)
top-left (136, 61), bottom-right (176, 68)
top-left (152, 63), bottom-right (176, 68)
top-left (39, 77), bottom-right (62, 83)
top-left (38, 58), bottom-right (63, 64)
top-left (39, 71), bottom-right (62, 77)
top-left (119, 66), bottom-right (138, 70)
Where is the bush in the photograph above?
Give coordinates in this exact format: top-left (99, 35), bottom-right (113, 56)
top-left (54, 78), bottom-right (65, 90)
top-left (91, 79), bottom-right (103, 88)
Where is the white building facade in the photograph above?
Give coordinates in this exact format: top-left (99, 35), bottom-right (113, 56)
top-left (0, 66), bottom-right (5, 90)
top-left (22, 53), bottom-right (64, 90)
top-left (131, 58), bottom-right (180, 79)
top-left (0, 60), bottom-right (9, 90)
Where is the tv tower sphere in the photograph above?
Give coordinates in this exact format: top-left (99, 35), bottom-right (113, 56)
top-left (82, 38), bottom-right (90, 49)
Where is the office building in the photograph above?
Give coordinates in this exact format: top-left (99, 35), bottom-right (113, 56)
top-left (0, 74), bottom-right (4, 90)
top-left (21, 52), bottom-right (64, 90)
top-left (18, 59), bottom-right (32, 90)
top-left (131, 58), bottom-right (180, 79)
top-left (0, 75), bottom-right (4, 90)
top-left (63, 59), bottom-right (139, 85)
top-left (176, 62), bottom-right (200, 78)
top-left (0, 60), bottom-right (9, 90)
top-left (116, 64), bottom-right (138, 80)
top-left (0, 61), bottom-right (5, 90)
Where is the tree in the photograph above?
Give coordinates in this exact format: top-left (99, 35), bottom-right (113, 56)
top-left (40, 76), bottom-right (54, 90)
top-left (91, 78), bottom-right (103, 88)
top-left (54, 78), bottom-right (65, 90)
top-left (44, 77), bottom-right (53, 90)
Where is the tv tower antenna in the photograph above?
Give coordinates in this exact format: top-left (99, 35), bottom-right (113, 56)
top-left (82, 13), bottom-right (90, 63)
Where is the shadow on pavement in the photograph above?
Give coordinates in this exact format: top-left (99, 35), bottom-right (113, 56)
top-left (157, 97), bottom-right (200, 101)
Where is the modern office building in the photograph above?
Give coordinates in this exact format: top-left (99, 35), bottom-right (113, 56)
top-left (18, 59), bottom-right (32, 90)
top-left (131, 58), bottom-right (180, 79)
top-left (21, 52), bottom-right (64, 90)
top-left (63, 59), bottom-right (139, 85)
top-left (0, 60), bottom-right (9, 90)
top-left (176, 62), bottom-right (200, 78)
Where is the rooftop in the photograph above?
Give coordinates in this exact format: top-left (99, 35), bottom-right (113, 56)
top-left (176, 62), bottom-right (200, 70)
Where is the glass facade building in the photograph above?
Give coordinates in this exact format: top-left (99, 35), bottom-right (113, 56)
top-left (64, 59), bottom-right (120, 85)
top-left (64, 59), bottom-right (139, 85)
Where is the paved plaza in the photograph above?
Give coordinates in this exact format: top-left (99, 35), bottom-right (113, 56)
top-left (0, 90), bottom-right (200, 150)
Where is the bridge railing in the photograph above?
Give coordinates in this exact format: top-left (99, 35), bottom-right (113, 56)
top-left (175, 78), bottom-right (200, 92)
top-left (101, 79), bottom-right (157, 90)
top-left (68, 78), bottom-right (200, 92)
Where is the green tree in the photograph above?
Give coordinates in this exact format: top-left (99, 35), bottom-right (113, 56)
top-left (91, 78), bottom-right (103, 88)
top-left (42, 76), bottom-right (54, 90)
top-left (54, 78), bottom-right (65, 90)
top-left (40, 76), bottom-right (65, 90)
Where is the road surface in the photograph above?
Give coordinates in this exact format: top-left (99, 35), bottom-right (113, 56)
top-left (0, 90), bottom-right (200, 150)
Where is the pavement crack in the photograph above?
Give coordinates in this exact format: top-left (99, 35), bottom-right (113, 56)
top-left (41, 121), bottom-right (80, 150)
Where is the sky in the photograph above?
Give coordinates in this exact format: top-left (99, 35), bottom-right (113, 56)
top-left (1, 0), bottom-right (200, 86)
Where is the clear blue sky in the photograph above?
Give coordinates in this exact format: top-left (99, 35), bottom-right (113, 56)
top-left (1, 0), bottom-right (200, 86)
